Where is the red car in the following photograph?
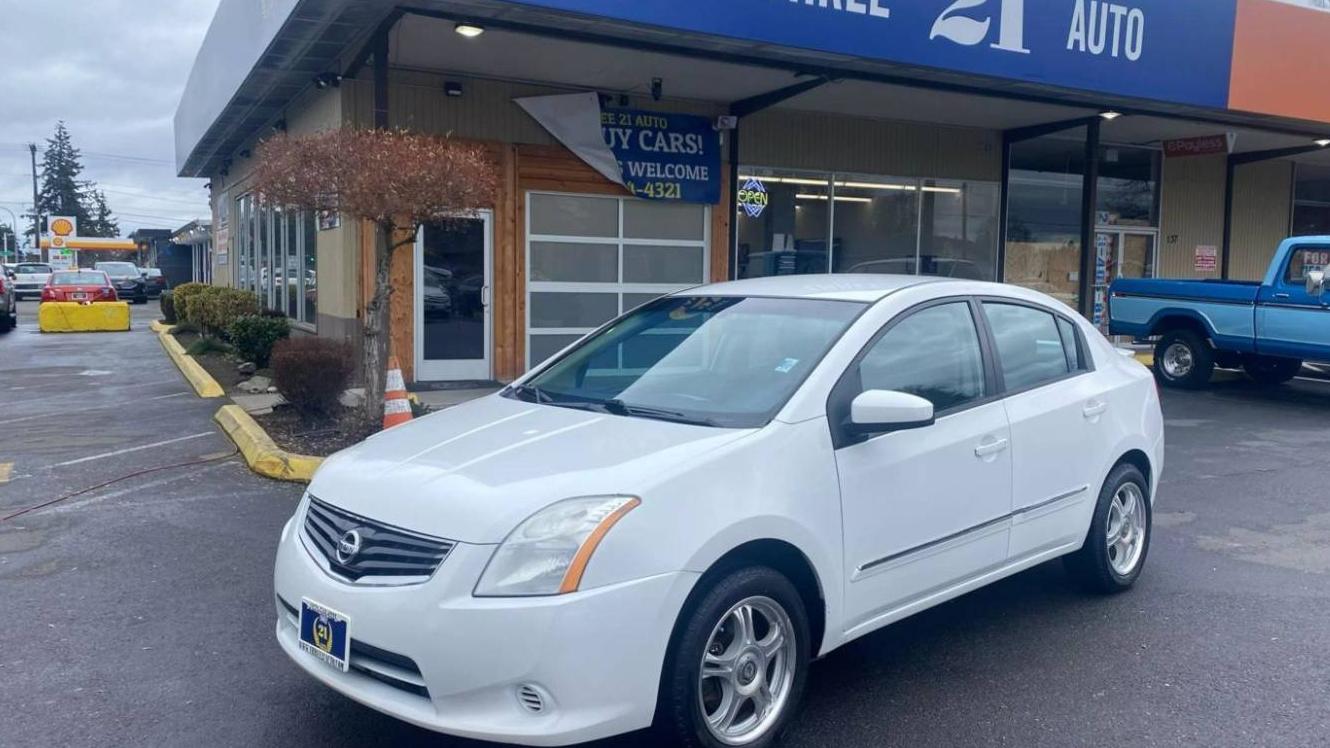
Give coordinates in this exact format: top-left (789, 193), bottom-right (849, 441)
top-left (41, 270), bottom-right (118, 303)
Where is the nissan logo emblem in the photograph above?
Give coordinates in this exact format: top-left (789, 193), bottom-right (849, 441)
top-left (335, 529), bottom-right (363, 563)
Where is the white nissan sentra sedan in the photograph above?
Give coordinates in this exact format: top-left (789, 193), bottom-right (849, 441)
top-left (274, 275), bottom-right (1163, 748)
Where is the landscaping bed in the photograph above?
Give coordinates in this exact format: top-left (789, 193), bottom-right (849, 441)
top-left (170, 328), bottom-right (252, 391)
top-left (252, 404), bottom-right (377, 457)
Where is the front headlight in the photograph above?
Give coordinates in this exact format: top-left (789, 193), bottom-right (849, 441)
top-left (474, 495), bottom-right (640, 597)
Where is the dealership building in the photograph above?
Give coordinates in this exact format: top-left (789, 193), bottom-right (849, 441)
top-left (175, 0), bottom-right (1330, 385)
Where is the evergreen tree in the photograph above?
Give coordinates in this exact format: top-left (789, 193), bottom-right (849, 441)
top-left (35, 122), bottom-right (92, 232)
top-left (30, 122), bottom-right (121, 240)
top-left (83, 188), bottom-right (120, 238)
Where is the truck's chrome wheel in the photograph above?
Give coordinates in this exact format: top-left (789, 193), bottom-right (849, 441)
top-left (1162, 342), bottom-right (1194, 378)
top-left (698, 596), bottom-right (797, 745)
top-left (1107, 483), bottom-right (1147, 576)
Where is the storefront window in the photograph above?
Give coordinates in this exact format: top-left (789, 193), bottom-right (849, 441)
top-left (920, 179), bottom-right (1000, 280)
top-left (1097, 146), bottom-right (1160, 227)
top-left (1293, 164), bottom-right (1330, 236)
top-left (737, 168), bottom-right (999, 281)
top-left (1005, 133), bottom-right (1087, 310)
top-left (735, 169), bottom-right (830, 278)
top-left (231, 194), bottom-right (317, 326)
top-left (830, 173), bottom-right (918, 274)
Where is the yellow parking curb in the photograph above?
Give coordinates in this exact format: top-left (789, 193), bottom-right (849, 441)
top-left (149, 319), bottom-right (176, 334)
top-left (158, 330), bottom-right (225, 398)
top-left (1135, 352), bottom-right (1154, 367)
top-left (214, 404), bottom-right (323, 483)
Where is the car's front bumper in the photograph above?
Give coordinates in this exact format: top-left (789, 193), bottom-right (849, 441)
top-left (272, 513), bottom-right (697, 746)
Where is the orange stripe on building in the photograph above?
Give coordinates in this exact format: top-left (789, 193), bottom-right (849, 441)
top-left (1229, 0), bottom-right (1330, 124)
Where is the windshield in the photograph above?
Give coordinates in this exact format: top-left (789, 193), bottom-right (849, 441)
top-left (16, 264), bottom-right (52, 274)
top-left (52, 271), bottom-right (109, 285)
top-left (509, 296), bottom-right (865, 428)
top-left (97, 262), bottom-right (139, 278)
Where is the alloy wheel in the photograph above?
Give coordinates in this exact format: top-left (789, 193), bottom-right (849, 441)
top-left (1106, 482), bottom-right (1147, 576)
top-left (698, 596), bottom-right (797, 746)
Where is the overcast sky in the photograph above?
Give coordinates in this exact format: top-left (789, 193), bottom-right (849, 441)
top-left (0, 0), bottom-right (221, 245)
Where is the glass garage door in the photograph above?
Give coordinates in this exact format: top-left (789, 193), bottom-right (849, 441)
top-left (525, 192), bottom-right (709, 369)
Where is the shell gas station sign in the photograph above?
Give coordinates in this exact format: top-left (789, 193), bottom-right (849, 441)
top-left (39, 214), bottom-right (137, 269)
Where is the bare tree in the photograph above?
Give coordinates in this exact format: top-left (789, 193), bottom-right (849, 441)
top-left (254, 129), bottom-right (498, 423)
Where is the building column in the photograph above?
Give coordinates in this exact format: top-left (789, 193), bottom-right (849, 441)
top-left (1078, 118), bottom-right (1101, 318)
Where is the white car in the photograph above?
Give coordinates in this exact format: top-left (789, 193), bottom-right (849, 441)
top-left (11, 262), bottom-right (53, 300)
top-left (273, 275), bottom-right (1164, 747)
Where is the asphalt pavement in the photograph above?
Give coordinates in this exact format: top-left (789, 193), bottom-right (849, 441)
top-left (2, 302), bottom-right (1328, 747)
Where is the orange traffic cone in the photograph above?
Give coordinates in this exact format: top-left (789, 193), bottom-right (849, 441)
top-left (383, 356), bottom-right (413, 430)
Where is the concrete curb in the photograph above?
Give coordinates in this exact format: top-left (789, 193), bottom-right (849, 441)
top-left (157, 330), bottom-right (225, 398)
top-left (214, 404), bottom-right (323, 483)
top-left (149, 319), bottom-right (176, 334)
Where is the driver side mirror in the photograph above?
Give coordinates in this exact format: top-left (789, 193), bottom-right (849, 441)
top-left (1307, 269), bottom-right (1326, 297)
top-left (848, 389), bottom-right (935, 436)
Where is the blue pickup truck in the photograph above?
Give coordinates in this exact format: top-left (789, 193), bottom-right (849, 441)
top-left (1108, 237), bottom-right (1330, 388)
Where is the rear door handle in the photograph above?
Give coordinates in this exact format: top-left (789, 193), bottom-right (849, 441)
top-left (974, 438), bottom-right (1009, 458)
top-left (1083, 401), bottom-right (1108, 419)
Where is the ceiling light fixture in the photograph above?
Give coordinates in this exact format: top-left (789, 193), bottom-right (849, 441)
top-left (1099, 110), bottom-right (1123, 120)
top-left (796, 193), bottom-right (872, 203)
top-left (1316, 139), bottom-right (1330, 147)
top-left (454, 23), bottom-right (485, 38)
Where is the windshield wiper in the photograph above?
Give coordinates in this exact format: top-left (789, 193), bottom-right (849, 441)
top-left (508, 383), bottom-right (551, 404)
top-left (601, 399), bottom-right (719, 427)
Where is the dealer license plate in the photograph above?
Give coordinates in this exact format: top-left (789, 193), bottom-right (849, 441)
top-left (298, 599), bottom-right (350, 672)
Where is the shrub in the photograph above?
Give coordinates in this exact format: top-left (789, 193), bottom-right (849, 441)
top-left (186, 336), bottom-right (232, 357)
top-left (171, 282), bottom-right (208, 323)
top-left (181, 285), bottom-right (220, 326)
top-left (171, 320), bottom-right (201, 336)
top-left (199, 287), bottom-right (260, 338)
top-left (228, 315), bottom-right (290, 367)
top-left (272, 337), bottom-right (354, 418)
top-left (159, 290), bottom-right (177, 323)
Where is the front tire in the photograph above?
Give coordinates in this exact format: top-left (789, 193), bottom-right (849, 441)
top-left (659, 566), bottom-right (810, 748)
top-left (1153, 329), bottom-right (1214, 389)
top-left (1243, 356), bottom-right (1302, 386)
top-left (1065, 463), bottom-right (1152, 594)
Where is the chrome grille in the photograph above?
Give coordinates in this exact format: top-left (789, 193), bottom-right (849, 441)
top-left (302, 496), bottom-right (455, 583)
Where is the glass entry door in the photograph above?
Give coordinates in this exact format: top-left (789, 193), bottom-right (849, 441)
top-left (414, 212), bottom-right (492, 381)
top-left (1093, 229), bottom-right (1156, 332)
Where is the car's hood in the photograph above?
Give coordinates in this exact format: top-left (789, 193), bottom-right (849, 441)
top-left (308, 394), bottom-right (755, 543)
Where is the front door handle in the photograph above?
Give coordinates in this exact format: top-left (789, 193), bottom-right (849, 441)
top-left (974, 437), bottom-right (1009, 459)
top-left (480, 284), bottom-right (490, 308)
top-left (1274, 292), bottom-right (1291, 300)
top-left (1083, 401), bottom-right (1109, 419)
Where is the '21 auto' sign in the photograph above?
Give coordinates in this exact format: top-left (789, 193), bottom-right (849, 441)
top-left (511, 0), bottom-right (1237, 108)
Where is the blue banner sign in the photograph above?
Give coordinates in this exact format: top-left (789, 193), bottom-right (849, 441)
top-left (602, 108), bottom-right (721, 203)
top-left (516, 0), bottom-right (1237, 109)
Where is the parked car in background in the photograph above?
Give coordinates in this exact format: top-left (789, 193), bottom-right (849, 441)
top-left (11, 262), bottom-right (54, 300)
top-left (93, 261), bottom-right (147, 304)
top-left (143, 267), bottom-right (168, 298)
top-left (1109, 236), bottom-right (1330, 388)
top-left (0, 267), bottom-right (16, 332)
top-left (274, 275), bottom-right (1164, 748)
top-left (42, 270), bottom-right (117, 304)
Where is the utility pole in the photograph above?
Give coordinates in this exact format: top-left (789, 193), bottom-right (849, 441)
top-left (29, 143), bottom-right (41, 262)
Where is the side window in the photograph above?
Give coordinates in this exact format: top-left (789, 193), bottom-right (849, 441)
top-left (1285, 247), bottom-right (1330, 284)
top-left (1056, 316), bottom-right (1084, 371)
top-left (983, 302), bottom-right (1073, 390)
top-left (857, 302), bottom-right (985, 412)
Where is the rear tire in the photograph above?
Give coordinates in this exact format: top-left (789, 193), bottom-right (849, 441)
top-left (1065, 463), bottom-right (1152, 594)
top-left (0, 312), bottom-right (12, 333)
top-left (1153, 329), bottom-right (1214, 389)
top-left (1243, 356), bottom-right (1302, 386)
top-left (658, 566), bottom-right (810, 748)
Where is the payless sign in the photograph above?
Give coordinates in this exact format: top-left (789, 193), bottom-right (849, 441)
top-left (515, 0), bottom-right (1237, 108)
top-left (601, 109), bottom-right (721, 203)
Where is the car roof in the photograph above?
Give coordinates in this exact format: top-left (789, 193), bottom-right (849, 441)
top-left (672, 274), bottom-right (952, 303)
